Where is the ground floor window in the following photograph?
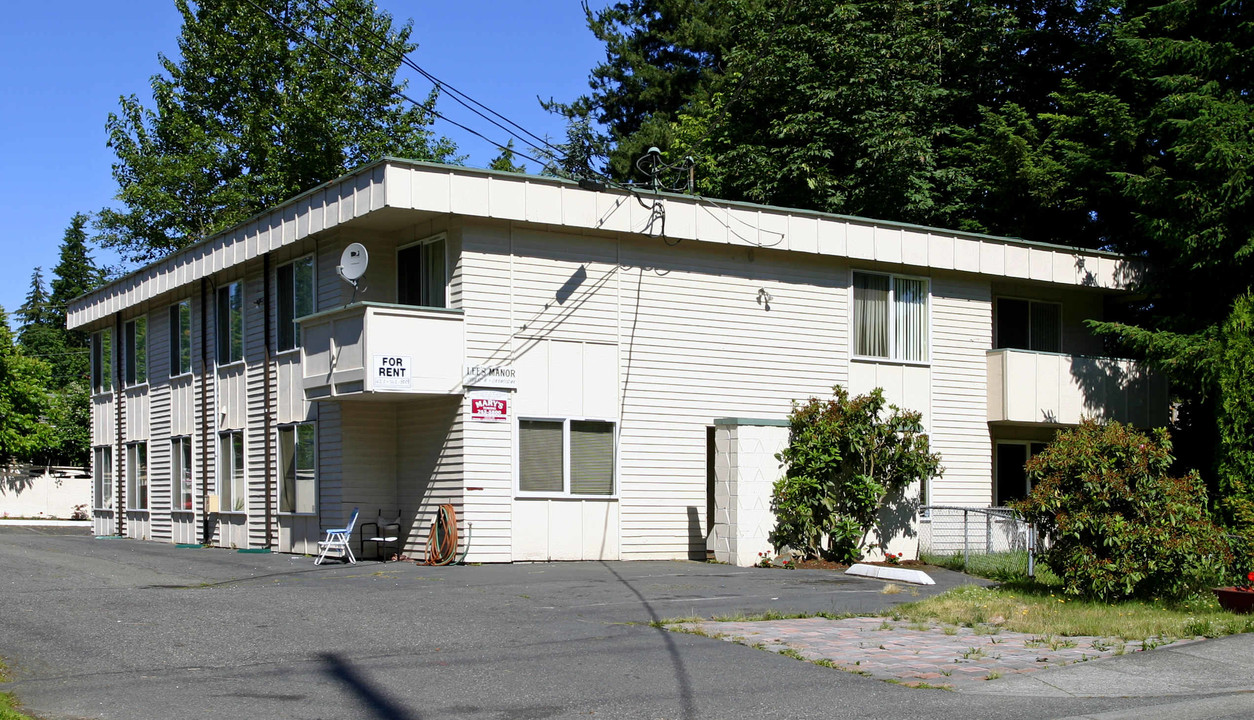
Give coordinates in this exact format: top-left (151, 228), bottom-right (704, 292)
top-left (518, 419), bottom-right (615, 496)
top-left (126, 442), bottom-right (148, 510)
top-left (94, 446), bottom-right (113, 509)
top-left (218, 431), bottom-right (245, 512)
top-left (994, 441), bottom-right (1049, 506)
top-left (172, 437), bottom-right (193, 511)
top-left (279, 423), bottom-right (316, 514)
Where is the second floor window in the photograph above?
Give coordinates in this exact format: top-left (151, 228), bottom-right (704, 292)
top-left (169, 301), bottom-right (192, 376)
top-left (397, 236), bottom-right (446, 308)
top-left (216, 282), bottom-right (243, 364)
top-left (278, 256), bottom-right (314, 351)
top-left (124, 316), bottom-right (147, 385)
top-left (91, 329), bottom-right (113, 393)
top-left (996, 298), bottom-right (1062, 353)
top-left (853, 272), bottom-right (928, 362)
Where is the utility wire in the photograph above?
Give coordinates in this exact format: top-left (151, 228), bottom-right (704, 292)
top-left (307, 0), bottom-right (563, 157)
top-left (241, 0), bottom-right (551, 169)
top-left (248, 0), bottom-right (680, 242)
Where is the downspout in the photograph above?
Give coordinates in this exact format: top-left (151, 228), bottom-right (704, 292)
top-left (263, 253), bottom-right (274, 549)
top-left (113, 313), bottom-right (125, 539)
top-left (114, 312), bottom-right (125, 537)
top-left (200, 279), bottom-right (211, 545)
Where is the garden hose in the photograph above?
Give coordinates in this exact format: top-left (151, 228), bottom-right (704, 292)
top-left (425, 504), bottom-right (459, 566)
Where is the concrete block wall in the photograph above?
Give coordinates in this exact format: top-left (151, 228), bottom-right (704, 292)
top-left (710, 420), bottom-right (789, 567)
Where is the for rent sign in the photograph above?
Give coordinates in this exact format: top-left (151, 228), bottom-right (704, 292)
top-left (373, 355), bottom-right (412, 390)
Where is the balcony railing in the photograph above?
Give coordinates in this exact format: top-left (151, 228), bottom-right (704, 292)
top-left (298, 302), bottom-right (464, 400)
top-left (987, 348), bottom-right (1168, 427)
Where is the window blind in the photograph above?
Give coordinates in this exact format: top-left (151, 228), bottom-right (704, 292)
top-left (570, 421), bottom-right (614, 495)
top-left (519, 421), bottom-right (563, 493)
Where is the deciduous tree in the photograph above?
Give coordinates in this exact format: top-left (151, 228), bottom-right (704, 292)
top-left (98, 0), bottom-right (457, 262)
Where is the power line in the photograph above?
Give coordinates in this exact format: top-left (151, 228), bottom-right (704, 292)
top-left (245, 1), bottom-right (683, 243)
top-left (240, 0), bottom-right (552, 169)
top-left (307, 0), bottom-right (563, 157)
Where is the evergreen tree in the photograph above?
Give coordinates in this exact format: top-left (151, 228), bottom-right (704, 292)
top-left (98, 0), bottom-right (458, 262)
top-left (48, 213), bottom-right (100, 331)
top-left (17, 268), bottom-right (51, 330)
top-left (488, 139), bottom-right (528, 174)
top-left (45, 213), bottom-right (100, 387)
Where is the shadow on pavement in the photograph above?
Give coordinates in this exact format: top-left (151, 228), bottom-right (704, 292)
top-left (600, 561), bottom-right (696, 720)
top-left (321, 651), bottom-right (422, 720)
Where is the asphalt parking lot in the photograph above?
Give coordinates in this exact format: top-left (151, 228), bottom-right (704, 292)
top-left (2, 525), bottom-right (1252, 720)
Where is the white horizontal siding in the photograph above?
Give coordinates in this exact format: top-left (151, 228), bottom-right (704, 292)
top-left (929, 273), bottom-right (993, 507)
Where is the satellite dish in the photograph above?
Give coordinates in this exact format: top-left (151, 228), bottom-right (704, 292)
top-left (338, 243), bottom-right (369, 283)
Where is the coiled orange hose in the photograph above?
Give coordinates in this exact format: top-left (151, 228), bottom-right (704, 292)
top-left (425, 504), bottom-right (459, 565)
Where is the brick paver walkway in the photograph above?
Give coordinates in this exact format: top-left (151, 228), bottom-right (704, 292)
top-left (673, 616), bottom-right (1196, 690)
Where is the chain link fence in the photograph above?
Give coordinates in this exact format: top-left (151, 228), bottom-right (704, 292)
top-left (920, 505), bottom-right (1039, 575)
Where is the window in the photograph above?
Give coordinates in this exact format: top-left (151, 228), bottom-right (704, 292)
top-left (127, 442), bottom-right (148, 510)
top-left (397, 236), bottom-right (447, 308)
top-left (996, 298), bottom-right (1062, 353)
top-left (994, 441), bottom-right (1050, 506)
top-left (124, 316), bottom-right (147, 385)
top-left (172, 437), bottom-right (193, 511)
top-left (853, 272), bottom-right (928, 362)
top-left (169, 301), bottom-right (192, 376)
top-left (218, 431), bottom-right (245, 512)
top-left (518, 419), bottom-right (615, 496)
top-left (91, 329), bottom-right (112, 393)
top-left (94, 446), bottom-right (113, 509)
top-left (279, 423), bottom-right (316, 513)
top-left (216, 281), bottom-right (243, 364)
top-left (277, 256), bottom-right (314, 351)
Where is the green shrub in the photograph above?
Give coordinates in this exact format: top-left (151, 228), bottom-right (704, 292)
top-left (770, 386), bottom-right (941, 563)
top-left (1015, 420), bottom-right (1231, 601)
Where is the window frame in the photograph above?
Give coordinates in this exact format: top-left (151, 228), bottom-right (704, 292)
top-left (850, 270), bottom-right (931, 364)
top-left (171, 436), bottom-right (194, 512)
top-left (123, 315), bottom-right (148, 387)
top-left (218, 430), bottom-right (246, 513)
top-left (215, 281), bottom-right (244, 366)
top-left (91, 329), bottom-right (113, 394)
top-left (278, 422), bottom-right (318, 515)
top-left (126, 441), bottom-right (148, 511)
top-left (169, 301), bottom-right (192, 377)
top-left (93, 446), bottom-right (114, 510)
top-left (515, 416), bottom-right (618, 499)
top-left (396, 233), bottom-right (449, 309)
top-left (994, 296), bottom-right (1064, 354)
top-left (277, 254), bottom-right (316, 353)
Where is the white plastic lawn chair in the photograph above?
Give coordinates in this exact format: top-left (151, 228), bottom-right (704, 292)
top-left (315, 508), bottom-right (359, 565)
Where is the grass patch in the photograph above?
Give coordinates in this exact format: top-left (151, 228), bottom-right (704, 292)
top-left (0, 692), bottom-right (34, 720)
top-left (895, 583), bottom-right (1254, 640)
top-left (920, 550), bottom-right (1061, 585)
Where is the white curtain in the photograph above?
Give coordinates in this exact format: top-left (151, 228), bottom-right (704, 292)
top-left (894, 278), bottom-right (928, 361)
top-left (854, 273), bottom-right (889, 357)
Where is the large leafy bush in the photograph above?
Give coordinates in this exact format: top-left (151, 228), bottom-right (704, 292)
top-left (1015, 421), bottom-right (1231, 601)
top-left (771, 386), bottom-right (941, 563)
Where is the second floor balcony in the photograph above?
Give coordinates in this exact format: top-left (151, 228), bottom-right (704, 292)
top-left (987, 349), bottom-right (1169, 427)
top-left (298, 302), bottom-right (464, 401)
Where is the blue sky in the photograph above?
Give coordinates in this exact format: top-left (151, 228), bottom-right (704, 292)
top-left (0, 1), bottom-right (609, 327)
